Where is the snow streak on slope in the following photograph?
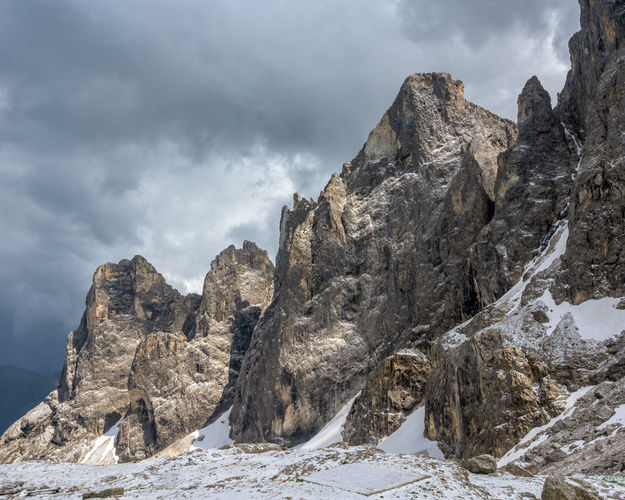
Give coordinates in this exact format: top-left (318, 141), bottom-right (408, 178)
top-left (503, 222), bottom-right (568, 306)
top-left (499, 386), bottom-right (593, 467)
top-left (598, 403), bottom-right (625, 430)
top-left (296, 395), bottom-right (359, 451)
top-left (378, 406), bottom-right (444, 458)
top-left (190, 407), bottom-right (234, 451)
top-left (539, 290), bottom-right (625, 341)
top-left (81, 418), bottom-right (122, 465)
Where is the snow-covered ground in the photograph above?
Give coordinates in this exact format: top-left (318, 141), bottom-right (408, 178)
top-left (4, 394), bottom-right (623, 498)
top-left (539, 289), bottom-right (625, 341)
top-left (2, 444), bottom-right (623, 499)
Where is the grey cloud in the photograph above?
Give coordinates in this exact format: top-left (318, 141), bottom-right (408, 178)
top-left (397, 0), bottom-right (579, 57)
top-left (0, 0), bottom-right (580, 373)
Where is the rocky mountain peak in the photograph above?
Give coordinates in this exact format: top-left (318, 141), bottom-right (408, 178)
top-left (0, 242), bottom-right (274, 463)
top-left (402, 72), bottom-right (466, 108)
top-left (360, 73), bottom-right (472, 167)
top-left (210, 240), bottom-right (273, 274)
top-left (232, 69), bottom-right (518, 445)
top-left (198, 242), bottom-right (274, 327)
top-left (517, 76), bottom-right (552, 126)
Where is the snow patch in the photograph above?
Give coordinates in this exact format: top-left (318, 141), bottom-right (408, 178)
top-left (296, 394), bottom-right (358, 451)
top-left (303, 463), bottom-right (428, 495)
top-left (598, 403), bottom-right (625, 430)
top-left (190, 407), bottom-right (234, 451)
top-left (540, 290), bottom-right (625, 341)
top-left (378, 406), bottom-right (444, 458)
top-left (81, 418), bottom-right (122, 465)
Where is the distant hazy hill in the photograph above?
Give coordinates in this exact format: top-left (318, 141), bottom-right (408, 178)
top-left (0, 365), bottom-right (57, 435)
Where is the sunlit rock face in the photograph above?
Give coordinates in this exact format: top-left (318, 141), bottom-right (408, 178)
top-left (232, 72), bottom-right (520, 445)
top-left (0, 243), bottom-right (273, 463)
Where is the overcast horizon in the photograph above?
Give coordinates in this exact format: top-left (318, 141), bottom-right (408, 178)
top-left (0, 0), bottom-right (580, 373)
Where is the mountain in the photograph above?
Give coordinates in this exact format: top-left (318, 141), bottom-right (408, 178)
top-left (1, 0), bottom-right (625, 485)
top-left (0, 243), bottom-right (273, 463)
top-left (0, 366), bottom-right (57, 435)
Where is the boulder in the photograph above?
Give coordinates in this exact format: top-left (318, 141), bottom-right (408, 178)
top-left (462, 454), bottom-right (497, 474)
top-left (541, 475), bottom-right (599, 500)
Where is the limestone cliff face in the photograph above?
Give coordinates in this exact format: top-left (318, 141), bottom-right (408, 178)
top-left (469, 76), bottom-right (575, 303)
top-left (0, 243), bottom-right (273, 463)
top-left (231, 0), bottom-right (625, 458)
top-left (0, 256), bottom-right (196, 463)
top-left (116, 241), bottom-right (274, 461)
top-left (232, 73), bottom-right (518, 445)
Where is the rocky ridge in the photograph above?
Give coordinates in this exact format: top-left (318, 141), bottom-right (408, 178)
top-left (0, 242), bottom-right (273, 463)
top-left (230, 0), bottom-right (625, 474)
top-left (1, 0), bottom-right (625, 480)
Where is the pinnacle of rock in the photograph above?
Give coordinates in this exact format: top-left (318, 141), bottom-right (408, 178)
top-left (517, 75), bottom-right (552, 125)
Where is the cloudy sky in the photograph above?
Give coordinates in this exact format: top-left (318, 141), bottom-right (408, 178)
top-left (0, 0), bottom-right (580, 374)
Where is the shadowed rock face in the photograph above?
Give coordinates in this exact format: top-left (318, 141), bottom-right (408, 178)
top-left (557, 0), bottom-right (625, 304)
top-left (423, 1), bottom-right (625, 467)
top-left (469, 76), bottom-right (575, 303)
top-left (0, 243), bottom-right (273, 463)
top-left (231, 73), bottom-right (518, 445)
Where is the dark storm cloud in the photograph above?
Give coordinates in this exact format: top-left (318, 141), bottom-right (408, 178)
top-left (0, 0), bottom-right (580, 373)
top-left (397, 0), bottom-right (578, 58)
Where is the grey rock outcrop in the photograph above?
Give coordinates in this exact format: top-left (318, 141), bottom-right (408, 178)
top-left (343, 349), bottom-right (430, 445)
top-left (462, 454), bottom-right (497, 474)
top-left (116, 242), bottom-right (273, 461)
top-left (0, 256), bottom-right (195, 463)
top-left (0, 242), bottom-right (273, 463)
